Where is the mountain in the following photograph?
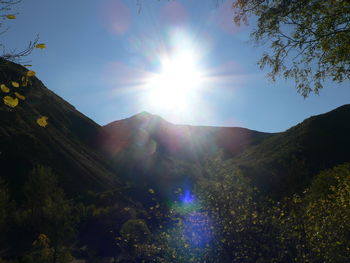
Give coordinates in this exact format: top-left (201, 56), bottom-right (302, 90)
top-left (0, 59), bottom-right (123, 199)
top-left (234, 104), bottom-right (350, 197)
top-left (1, 59), bottom-right (350, 201)
top-left (101, 105), bottom-right (350, 200)
top-left (102, 111), bottom-right (272, 159)
top-left (2, 55), bottom-right (270, 200)
top-left (101, 111), bottom-right (273, 199)
top-left (101, 105), bottom-right (350, 199)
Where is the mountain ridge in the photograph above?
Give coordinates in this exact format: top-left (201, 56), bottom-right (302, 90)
top-left (234, 103), bottom-right (350, 197)
top-left (0, 59), bottom-right (124, 200)
top-left (103, 110), bottom-right (274, 159)
top-left (1, 59), bottom-right (350, 201)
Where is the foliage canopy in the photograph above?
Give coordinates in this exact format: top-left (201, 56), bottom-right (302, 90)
top-left (233, 0), bottom-right (350, 96)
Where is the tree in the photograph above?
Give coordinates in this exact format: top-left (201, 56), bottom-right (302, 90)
top-left (233, 0), bottom-right (350, 96)
top-left (304, 163), bottom-right (350, 262)
top-left (272, 163), bottom-right (350, 263)
top-left (25, 233), bottom-right (73, 263)
top-left (0, 0), bottom-right (40, 63)
top-left (23, 166), bottom-right (75, 263)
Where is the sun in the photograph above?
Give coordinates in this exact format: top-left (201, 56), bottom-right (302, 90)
top-left (146, 51), bottom-right (203, 111)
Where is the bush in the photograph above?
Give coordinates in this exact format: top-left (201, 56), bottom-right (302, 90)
top-left (120, 219), bottom-right (151, 245)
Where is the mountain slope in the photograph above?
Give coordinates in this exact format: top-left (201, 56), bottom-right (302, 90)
top-left (2, 58), bottom-right (350, 202)
top-left (0, 60), bottom-right (121, 198)
top-left (102, 111), bottom-right (272, 159)
top-left (101, 111), bottom-right (273, 198)
top-left (234, 104), bottom-right (350, 197)
top-left (102, 104), bottom-right (350, 199)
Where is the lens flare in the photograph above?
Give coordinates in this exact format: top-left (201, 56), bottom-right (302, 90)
top-left (164, 188), bottom-right (214, 254)
top-left (183, 211), bottom-right (213, 248)
top-left (181, 189), bottom-right (195, 204)
top-left (101, 0), bottom-right (131, 35)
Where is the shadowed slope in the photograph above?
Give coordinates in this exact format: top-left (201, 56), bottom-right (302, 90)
top-left (234, 104), bottom-right (350, 197)
top-left (2, 58), bottom-right (349, 202)
top-left (0, 60), bottom-right (121, 198)
top-left (102, 111), bottom-right (273, 159)
top-left (102, 104), bottom-right (350, 200)
top-left (101, 111), bottom-right (273, 199)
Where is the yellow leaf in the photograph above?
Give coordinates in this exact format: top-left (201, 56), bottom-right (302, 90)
top-left (21, 80), bottom-right (28, 87)
top-left (11, 81), bottom-right (19, 88)
top-left (3, 96), bottom-right (18, 108)
top-left (148, 188), bottom-right (155, 194)
top-left (21, 76), bottom-right (28, 87)
top-left (1, 84), bottom-right (10, 93)
top-left (35, 43), bottom-right (46, 49)
top-left (6, 15), bottom-right (16, 19)
top-left (36, 116), bottom-right (48, 127)
top-left (15, 92), bottom-right (25, 100)
top-left (26, 70), bottom-right (36, 77)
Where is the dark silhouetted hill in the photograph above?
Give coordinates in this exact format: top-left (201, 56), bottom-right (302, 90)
top-left (234, 104), bottom-right (350, 197)
top-left (101, 111), bottom-right (273, 198)
top-left (1, 59), bottom-right (350, 201)
top-left (102, 111), bottom-right (272, 159)
top-left (0, 59), bottom-right (122, 199)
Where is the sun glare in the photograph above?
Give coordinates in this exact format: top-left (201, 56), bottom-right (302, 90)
top-left (146, 50), bottom-right (203, 110)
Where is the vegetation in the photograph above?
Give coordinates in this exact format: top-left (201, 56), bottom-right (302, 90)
top-left (2, 159), bottom-right (350, 263)
top-left (0, 91), bottom-right (349, 262)
top-left (233, 0), bottom-right (350, 96)
top-left (152, 161), bottom-right (350, 263)
top-left (110, 159), bottom-right (350, 263)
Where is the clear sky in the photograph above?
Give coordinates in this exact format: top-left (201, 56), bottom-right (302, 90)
top-left (3, 0), bottom-right (350, 132)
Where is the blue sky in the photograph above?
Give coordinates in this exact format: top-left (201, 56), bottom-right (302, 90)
top-left (3, 0), bottom-right (350, 132)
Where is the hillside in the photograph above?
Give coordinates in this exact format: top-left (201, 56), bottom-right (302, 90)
top-left (102, 105), bottom-right (350, 199)
top-left (0, 60), bottom-right (141, 260)
top-left (102, 111), bottom-right (272, 159)
top-left (0, 59), bottom-right (122, 199)
top-left (234, 104), bottom-right (350, 197)
top-left (2, 59), bottom-right (350, 201)
top-left (101, 111), bottom-right (273, 199)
